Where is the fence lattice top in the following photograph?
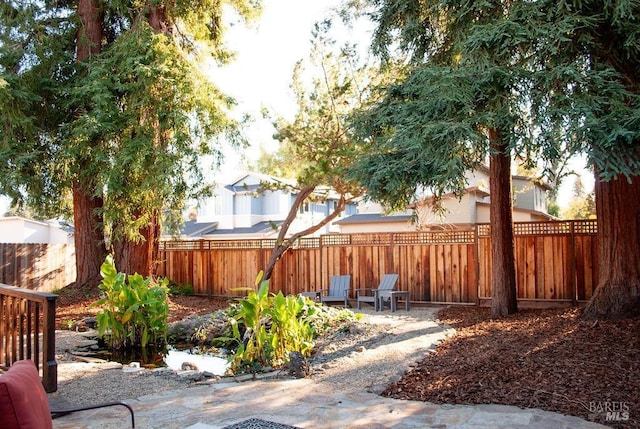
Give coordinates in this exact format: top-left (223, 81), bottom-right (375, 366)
top-left (477, 220), bottom-right (597, 237)
top-left (159, 220), bottom-right (597, 250)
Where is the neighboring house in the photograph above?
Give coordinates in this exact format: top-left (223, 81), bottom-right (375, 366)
top-left (336, 167), bottom-right (554, 234)
top-left (0, 216), bottom-right (74, 244)
top-left (167, 220), bottom-right (218, 240)
top-left (171, 172), bottom-right (357, 240)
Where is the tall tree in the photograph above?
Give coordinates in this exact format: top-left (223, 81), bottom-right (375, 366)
top-left (255, 21), bottom-right (374, 280)
top-left (347, 0), bottom-right (640, 318)
top-left (522, 0), bottom-right (640, 318)
top-left (74, 0), bottom-right (108, 287)
top-left (347, 1), bottom-right (547, 316)
top-left (572, 1), bottom-right (640, 319)
top-left (0, 1), bottom-right (261, 284)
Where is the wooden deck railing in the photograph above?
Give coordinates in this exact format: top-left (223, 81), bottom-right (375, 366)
top-left (0, 284), bottom-right (58, 392)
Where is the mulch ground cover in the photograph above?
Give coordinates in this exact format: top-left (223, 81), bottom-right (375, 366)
top-left (383, 306), bottom-right (640, 428)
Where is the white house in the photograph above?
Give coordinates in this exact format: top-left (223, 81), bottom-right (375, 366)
top-left (173, 172), bottom-right (357, 240)
top-left (336, 167), bottom-right (554, 234)
top-left (0, 217), bottom-right (74, 244)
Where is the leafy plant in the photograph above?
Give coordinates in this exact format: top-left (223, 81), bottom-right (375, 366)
top-left (167, 281), bottom-right (194, 296)
top-left (93, 255), bottom-right (169, 349)
top-left (225, 272), bottom-right (316, 374)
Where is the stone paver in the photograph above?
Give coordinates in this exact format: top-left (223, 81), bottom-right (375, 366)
top-left (51, 376), bottom-right (607, 429)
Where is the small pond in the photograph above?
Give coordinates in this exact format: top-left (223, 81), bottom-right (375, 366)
top-left (90, 341), bottom-right (230, 376)
top-left (163, 347), bottom-right (229, 375)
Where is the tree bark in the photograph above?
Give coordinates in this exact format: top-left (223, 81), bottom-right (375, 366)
top-left (72, 182), bottom-right (107, 287)
top-left (73, 0), bottom-right (107, 288)
top-left (147, 3), bottom-right (172, 36)
top-left (262, 186), bottom-right (350, 281)
top-left (77, 0), bottom-right (103, 60)
top-left (488, 129), bottom-right (518, 317)
top-left (263, 186), bottom-right (316, 281)
top-left (108, 2), bottom-right (172, 277)
top-left (582, 173), bottom-right (640, 319)
top-left (113, 210), bottom-right (161, 276)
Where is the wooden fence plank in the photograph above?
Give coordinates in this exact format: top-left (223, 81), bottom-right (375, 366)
top-left (3, 220), bottom-right (598, 308)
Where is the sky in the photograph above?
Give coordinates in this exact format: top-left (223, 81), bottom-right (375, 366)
top-left (0, 0), bottom-right (348, 216)
top-left (212, 0), bottom-right (348, 175)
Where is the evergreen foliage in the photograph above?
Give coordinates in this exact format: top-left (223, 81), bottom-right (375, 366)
top-left (0, 1), bottom-right (261, 265)
top-left (259, 20), bottom-right (370, 198)
top-left (253, 20), bottom-right (390, 279)
top-left (346, 0), bottom-right (640, 318)
top-left (347, 0), bottom-right (640, 200)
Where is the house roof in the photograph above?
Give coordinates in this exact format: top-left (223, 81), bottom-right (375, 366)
top-left (204, 220), bottom-right (283, 236)
top-left (476, 202), bottom-right (556, 220)
top-left (181, 220), bottom-right (218, 237)
top-left (335, 213), bottom-right (412, 225)
top-left (0, 216), bottom-right (74, 233)
top-left (226, 172), bottom-right (297, 194)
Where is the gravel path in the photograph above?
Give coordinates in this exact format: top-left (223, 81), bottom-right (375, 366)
top-left (310, 307), bottom-right (454, 393)
top-left (49, 306), bottom-right (453, 407)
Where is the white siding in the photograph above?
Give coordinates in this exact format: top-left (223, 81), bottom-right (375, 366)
top-left (416, 193), bottom-right (480, 227)
top-left (0, 218), bottom-right (71, 243)
top-left (262, 191), bottom-right (281, 216)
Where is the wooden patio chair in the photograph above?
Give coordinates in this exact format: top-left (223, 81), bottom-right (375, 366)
top-left (319, 275), bottom-right (351, 307)
top-left (356, 273), bottom-right (399, 311)
top-left (0, 360), bottom-right (135, 428)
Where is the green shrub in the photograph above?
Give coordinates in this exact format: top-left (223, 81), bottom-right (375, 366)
top-left (167, 281), bottom-right (194, 296)
top-left (93, 255), bottom-right (169, 349)
top-left (224, 272), bottom-right (316, 374)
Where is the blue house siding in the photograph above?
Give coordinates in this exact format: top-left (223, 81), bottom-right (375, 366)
top-left (311, 202), bottom-right (327, 216)
top-left (251, 194), bottom-right (263, 215)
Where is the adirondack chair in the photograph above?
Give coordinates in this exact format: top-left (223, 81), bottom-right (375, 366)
top-left (319, 275), bottom-right (351, 307)
top-left (356, 274), bottom-right (399, 311)
top-left (0, 360), bottom-right (135, 428)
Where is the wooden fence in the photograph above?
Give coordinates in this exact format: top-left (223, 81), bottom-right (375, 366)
top-left (157, 220), bottom-right (599, 306)
top-left (0, 220), bottom-right (598, 305)
top-left (0, 243), bottom-right (76, 293)
top-left (477, 221), bottom-right (598, 305)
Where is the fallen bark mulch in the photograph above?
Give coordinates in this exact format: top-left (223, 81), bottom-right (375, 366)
top-left (382, 307), bottom-right (640, 428)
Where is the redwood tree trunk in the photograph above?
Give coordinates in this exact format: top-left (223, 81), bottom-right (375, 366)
top-left (73, 0), bottom-right (107, 288)
top-left (113, 210), bottom-right (161, 276)
top-left (582, 173), bottom-right (640, 319)
top-left (108, 4), bottom-right (171, 277)
top-left (489, 130), bottom-right (518, 317)
top-left (72, 183), bottom-right (107, 287)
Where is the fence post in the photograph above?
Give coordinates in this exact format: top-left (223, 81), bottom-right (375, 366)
top-left (474, 225), bottom-right (481, 306)
top-left (42, 294), bottom-right (57, 392)
top-left (569, 221), bottom-right (578, 306)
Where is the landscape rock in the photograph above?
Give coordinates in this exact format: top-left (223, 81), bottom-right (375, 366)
top-left (288, 351), bottom-right (310, 378)
top-left (181, 361), bottom-right (199, 371)
top-left (168, 310), bottom-right (229, 345)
